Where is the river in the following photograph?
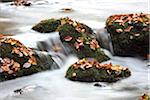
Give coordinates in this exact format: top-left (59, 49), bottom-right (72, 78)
top-left (0, 0), bottom-right (149, 100)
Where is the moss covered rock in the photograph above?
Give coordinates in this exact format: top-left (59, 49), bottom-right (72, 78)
top-left (65, 58), bottom-right (131, 82)
top-left (0, 37), bottom-right (59, 82)
top-left (58, 23), bottom-right (109, 62)
top-left (32, 17), bottom-right (93, 35)
top-left (106, 13), bottom-right (149, 58)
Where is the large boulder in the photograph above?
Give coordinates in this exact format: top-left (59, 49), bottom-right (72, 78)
top-left (65, 58), bottom-right (131, 82)
top-left (59, 26), bottom-right (109, 62)
top-left (58, 20), bottom-right (109, 62)
top-left (106, 13), bottom-right (149, 58)
top-left (0, 37), bottom-right (59, 82)
top-left (32, 17), bottom-right (94, 36)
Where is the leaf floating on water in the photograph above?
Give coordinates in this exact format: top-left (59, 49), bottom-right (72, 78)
top-left (60, 8), bottom-right (74, 13)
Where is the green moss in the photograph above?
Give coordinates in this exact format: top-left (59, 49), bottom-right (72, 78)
top-left (59, 23), bottom-right (82, 43)
top-left (106, 13), bottom-right (149, 58)
top-left (65, 59), bottom-right (131, 82)
top-left (32, 18), bottom-right (61, 33)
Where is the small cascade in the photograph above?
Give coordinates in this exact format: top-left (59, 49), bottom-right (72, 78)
top-left (95, 28), bottom-right (114, 55)
top-left (37, 36), bottom-right (71, 56)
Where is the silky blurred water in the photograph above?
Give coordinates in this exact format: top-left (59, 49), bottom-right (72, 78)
top-left (0, 0), bottom-right (149, 100)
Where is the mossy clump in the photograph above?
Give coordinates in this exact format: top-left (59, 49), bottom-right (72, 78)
top-left (32, 18), bottom-right (61, 33)
top-left (106, 13), bottom-right (149, 58)
top-left (65, 58), bottom-right (131, 82)
top-left (0, 37), bottom-right (59, 82)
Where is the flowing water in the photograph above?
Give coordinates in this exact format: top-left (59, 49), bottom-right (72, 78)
top-left (0, 0), bottom-right (149, 100)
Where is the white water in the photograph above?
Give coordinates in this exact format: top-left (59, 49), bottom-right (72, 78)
top-left (0, 56), bottom-right (149, 100)
top-left (0, 0), bottom-right (149, 100)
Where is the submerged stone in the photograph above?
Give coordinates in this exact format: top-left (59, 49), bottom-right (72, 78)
top-left (0, 37), bottom-right (59, 82)
top-left (65, 58), bottom-right (131, 82)
top-left (106, 13), bottom-right (149, 58)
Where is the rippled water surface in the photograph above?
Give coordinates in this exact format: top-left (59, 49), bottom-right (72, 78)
top-left (0, 0), bottom-right (149, 100)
